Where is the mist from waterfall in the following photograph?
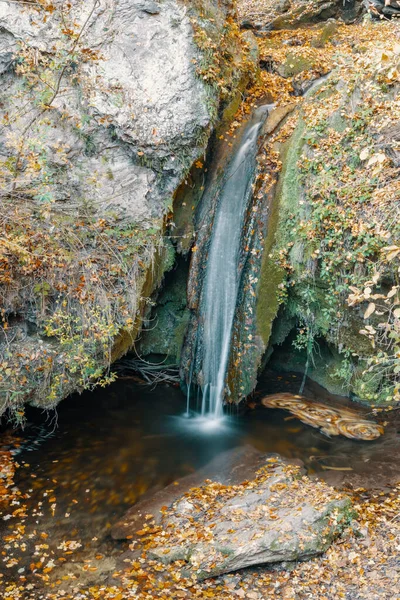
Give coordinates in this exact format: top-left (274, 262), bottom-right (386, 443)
top-left (198, 105), bottom-right (270, 422)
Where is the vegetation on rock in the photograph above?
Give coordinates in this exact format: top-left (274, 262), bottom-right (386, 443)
top-left (1, 4), bottom-right (400, 600)
top-left (243, 20), bottom-right (400, 406)
top-left (0, 0), bottom-right (252, 419)
top-left (0, 0), bottom-right (164, 418)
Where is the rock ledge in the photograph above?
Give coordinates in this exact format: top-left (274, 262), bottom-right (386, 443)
top-left (116, 449), bottom-right (354, 580)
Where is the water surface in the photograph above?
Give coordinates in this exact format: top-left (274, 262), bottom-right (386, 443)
top-left (1, 372), bottom-right (398, 584)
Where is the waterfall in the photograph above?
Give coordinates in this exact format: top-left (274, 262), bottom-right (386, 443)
top-left (198, 105), bottom-right (270, 421)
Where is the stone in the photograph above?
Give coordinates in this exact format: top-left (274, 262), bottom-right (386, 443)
top-left (276, 0), bottom-right (292, 12)
top-left (138, 259), bottom-right (190, 362)
top-left (268, 1), bottom-right (338, 30)
top-left (364, 0), bottom-right (400, 17)
top-left (262, 57), bottom-right (400, 405)
top-left (137, 0), bottom-right (161, 14)
top-left (111, 446), bottom-right (269, 540)
top-left (113, 448), bottom-right (354, 580)
top-left (238, 0), bottom-right (343, 32)
top-left (277, 52), bottom-right (316, 78)
top-left (0, 0), bottom-right (244, 412)
top-left (311, 20), bottom-right (339, 48)
top-left (240, 19), bottom-right (263, 30)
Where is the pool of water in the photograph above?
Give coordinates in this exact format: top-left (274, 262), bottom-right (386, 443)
top-left (0, 371), bottom-right (399, 587)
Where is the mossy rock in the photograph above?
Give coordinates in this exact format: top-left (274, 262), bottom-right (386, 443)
top-left (277, 52), bottom-right (316, 78)
top-left (261, 75), bottom-right (400, 406)
top-left (138, 259), bottom-right (189, 362)
top-left (311, 20), bottom-right (339, 48)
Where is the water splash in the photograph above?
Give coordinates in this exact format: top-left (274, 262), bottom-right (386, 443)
top-left (198, 105), bottom-right (270, 422)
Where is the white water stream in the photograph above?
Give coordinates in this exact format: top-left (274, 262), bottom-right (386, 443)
top-left (197, 105), bottom-right (270, 423)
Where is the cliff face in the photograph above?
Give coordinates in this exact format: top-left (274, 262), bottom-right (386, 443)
top-left (0, 0), bottom-right (249, 418)
top-left (260, 23), bottom-right (400, 405)
top-left (2, 0), bottom-right (399, 416)
top-left (137, 10), bottom-right (400, 408)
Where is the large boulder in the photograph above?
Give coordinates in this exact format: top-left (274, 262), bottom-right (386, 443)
top-left (0, 0), bottom-right (248, 415)
top-left (113, 448), bottom-right (353, 581)
top-left (111, 445), bottom-right (270, 540)
top-left (237, 0), bottom-right (358, 31)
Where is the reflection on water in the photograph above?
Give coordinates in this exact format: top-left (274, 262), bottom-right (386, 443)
top-left (1, 370), bottom-right (398, 573)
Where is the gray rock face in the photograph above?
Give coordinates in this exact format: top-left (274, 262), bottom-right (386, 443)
top-left (0, 0), bottom-right (243, 412)
top-left (0, 0), bottom-right (212, 224)
top-left (115, 448), bottom-right (353, 580)
top-left (0, 0), bottom-right (248, 417)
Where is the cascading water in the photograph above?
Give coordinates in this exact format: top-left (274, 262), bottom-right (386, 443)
top-left (197, 105), bottom-right (270, 422)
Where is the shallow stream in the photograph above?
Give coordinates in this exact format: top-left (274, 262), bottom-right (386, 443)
top-left (1, 371), bottom-right (399, 584)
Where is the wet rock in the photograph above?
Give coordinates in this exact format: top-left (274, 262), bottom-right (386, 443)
top-left (292, 72), bottom-right (325, 96)
top-left (262, 47), bottom-right (400, 405)
top-left (277, 52), bottom-right (316, 78)
top-left (113, 448), bottom-right (353, 581)
top-left (241, 18), bottom-right (263, 30)
top-left (269, 1), bottom-right (338, 29)
top-left (138, 258), bottom-right (190, 362)
top-left (238, 0), bottom-right (344, 31)
top-left (147, 460), bottom-right (352, 580)
top-left (277, 0), bottom-right (292, 12)
top-left (311, 20), bottom-right (339, 48)
top-left (111, 446), bottom-right (269, 540)
top-left (240, 0), bottom-right (290, 28)
top-left (342, 0), bottom-right (361, 22)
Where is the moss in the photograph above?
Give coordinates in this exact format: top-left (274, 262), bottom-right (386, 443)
top-left (110, 241), bottom-right (174, 364)
top-left (351, 367), bottom-right (393, 405)
top-left (160, 238), bottom-right (177, 273)
top-left (189, 1), bottom-right (258, 130)
top-left (303, 499), bottom-right (356, 554)
top-left (311, 21), bottom-right (339, 49)
top-left (172, 167), bottom-right (205, 255)
top-left (264, 74), bottom-right (400, 404)
top-left (255, 202), bottom-right (285, 347)
top-left (277, 119), bottom-right (306, 249)
top-left (256, 120), bottom-right (306, 347)
top-left (138, 258), bottom-right (190, 362)
top-left (278, 53), bottom-right (316, 78)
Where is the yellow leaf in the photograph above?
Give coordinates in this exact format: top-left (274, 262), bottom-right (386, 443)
top-left (364, 303), bottom-right (375, 319)
top-left (387, 249), bottom-right (400, 262)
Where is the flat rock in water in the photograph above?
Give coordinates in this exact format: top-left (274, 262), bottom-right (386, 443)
top-left (113, 448), bottom-right (353, 580)
top-left (111, 446), bottom-right (269, 540)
